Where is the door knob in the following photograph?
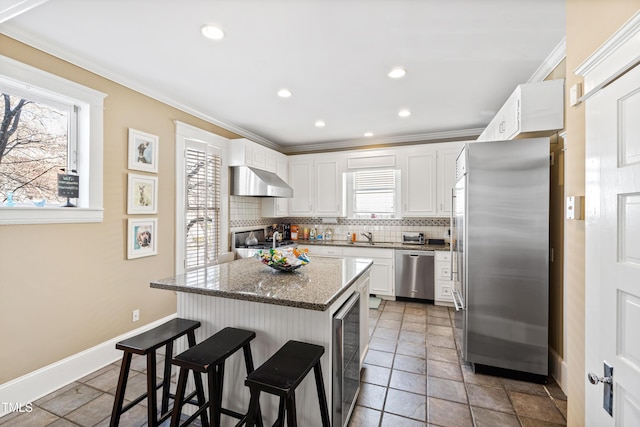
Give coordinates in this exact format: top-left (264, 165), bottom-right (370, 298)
top-left (588, 372), bottom-right (612, 385)
top-left (588, 362), bottom-right (614, 417)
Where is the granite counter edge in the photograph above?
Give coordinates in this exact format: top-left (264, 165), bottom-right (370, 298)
top-left (150, 260), bottom-right (373, 312)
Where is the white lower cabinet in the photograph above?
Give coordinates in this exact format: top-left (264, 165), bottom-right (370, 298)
top-left (434, 251), bottom-right (453, 306)
top-left (303, 245), bottom-right (344, 258)
top-left (343, 247), bottom-right (394, 298)
top-left (302, 245), bottom-right (395, 298)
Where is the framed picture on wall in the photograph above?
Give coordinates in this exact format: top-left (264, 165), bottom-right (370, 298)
top-left (127, 173), bottom-right (158, 214)
top-left (128, 128), bottom-right (159, 173)
top-left (127, 218), bottom-right (158, 259)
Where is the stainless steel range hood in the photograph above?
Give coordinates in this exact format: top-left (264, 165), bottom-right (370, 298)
top-left (230, 165), bottom-right (293, 197)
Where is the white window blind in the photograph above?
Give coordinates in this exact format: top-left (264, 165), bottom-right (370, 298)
top-left (184, 146), bottom-right (221, 271)
top-left (353, 169), bottom-right (396, 215)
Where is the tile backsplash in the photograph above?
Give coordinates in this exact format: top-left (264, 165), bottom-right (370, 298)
top-left (229, 196), bottom-right (450, 242)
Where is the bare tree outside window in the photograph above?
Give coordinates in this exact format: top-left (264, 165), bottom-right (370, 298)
top-left (0, 92), bottom-right (68, 205)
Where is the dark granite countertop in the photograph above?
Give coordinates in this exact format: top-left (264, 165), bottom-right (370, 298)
top-left (150, 256), bottom-right (373, 311)
top-left (295, 240), bottom-right (450, 251)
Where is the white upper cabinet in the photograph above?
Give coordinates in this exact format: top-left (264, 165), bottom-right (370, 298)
top-left (436, 144), bottom-right (464, 217)
top-left (288, 157), bottom-right (314, 215)
top-left (315, 159), bottom-right (342, 216)
top-left (228, 138), bottom-right (279, 173)
top-left (288, 154), bottom-right (344, 217)
top-left (477, 79), bottom-right (564, 142)
top-left (401, 149), bottom-right (437, 217)
top-left (261, 155), bottom-right (290, 217)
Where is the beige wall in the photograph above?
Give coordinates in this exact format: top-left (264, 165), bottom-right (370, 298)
top-left (0, 35), bottom-right (239, 383)
top-left (565, 2), bottom-right (640, 426)
top-left (545, 60), bottom-right (566, 360)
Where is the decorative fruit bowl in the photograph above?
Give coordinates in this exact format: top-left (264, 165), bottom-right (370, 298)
top-left (256, 248), bottom-right (310, 272)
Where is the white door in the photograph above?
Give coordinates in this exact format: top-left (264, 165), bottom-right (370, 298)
top-left (585, 63), bottom-right (640, 426)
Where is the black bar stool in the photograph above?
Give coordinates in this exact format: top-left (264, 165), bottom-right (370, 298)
top-left (170, 327), bottom-right (263, 427)
top-left (245, 340), bottom-right (330, 427)
top-left (110, 318), bottom-right (201, 427)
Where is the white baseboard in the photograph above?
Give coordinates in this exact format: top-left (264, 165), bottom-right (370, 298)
top-left (549, 347), bottom-right (568, 395)
top-left (0, 313), bottom-right (177, 418)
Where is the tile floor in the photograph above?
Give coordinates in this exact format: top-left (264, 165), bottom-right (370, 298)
top-left (0, 300), bottom-right (567, 427)
top-left (350, 300), bottom-right (567, 427)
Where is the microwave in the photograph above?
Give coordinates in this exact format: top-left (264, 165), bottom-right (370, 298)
top-left (402, 232), bottom-right (425, 245)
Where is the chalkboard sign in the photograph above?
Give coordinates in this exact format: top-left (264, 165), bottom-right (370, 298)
top-left (57, 174), bottom-right (79, 198)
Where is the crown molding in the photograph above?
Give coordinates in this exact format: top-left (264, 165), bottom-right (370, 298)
top-left (528, 36), bottom-right (566, 83)
top-left (281, 128), bottom-right (482, 154)
top-left (575, 10), bottom-right (640, 78)
top-left (0, 27), bottom-right (283, 151)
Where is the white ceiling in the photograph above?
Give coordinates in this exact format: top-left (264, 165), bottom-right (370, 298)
top-left (0, 0), bottom-right (566, 153)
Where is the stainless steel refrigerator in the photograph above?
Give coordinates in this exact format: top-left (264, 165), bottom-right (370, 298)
top-left (451, 137), bottom-right (549, 377)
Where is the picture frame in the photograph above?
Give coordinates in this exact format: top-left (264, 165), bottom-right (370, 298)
top-left (128, 128), bottom-right (159, 173)
top-left (127, 173), bottom-right (158, 214)
top-left (127, 218), bottom-right (158, 259)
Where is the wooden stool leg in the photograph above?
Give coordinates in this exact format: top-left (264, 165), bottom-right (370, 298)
top-left (192, 370), bottom-right (209, 427)
top-left (169, 367), bottom-right (188, 427)
top-left (110, 352), bottom-right (133, 427)
top-left (276, 397), bottom-right (286, 427)
top-left (208, 366), bottom-right (222, 427)
top-left (242, 344), bottom-right (264, 427)
top-left (313, 363), bottom-right (331, 427)
top-left (285, 393), bottom-right (297, 427)
top-left (146, 351), bottom-right (159, 426)
top-left (246, 388), bottom-right (261, 427)
top-left (161, 342), bottom-right (173, 415)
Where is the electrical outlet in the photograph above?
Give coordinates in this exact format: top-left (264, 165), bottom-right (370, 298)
top-left (132, 309), bottom-right (140, 322)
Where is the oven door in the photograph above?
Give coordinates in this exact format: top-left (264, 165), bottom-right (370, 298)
top-left (332, 292), bottom-right (360, 427)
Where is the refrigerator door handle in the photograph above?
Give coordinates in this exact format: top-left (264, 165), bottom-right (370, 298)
top-left (452, 289), bottom-right (465, 311)
top-left (450, 187), bottom-right (456, 281)
top-left (452, 289), bottom-right (461, 311)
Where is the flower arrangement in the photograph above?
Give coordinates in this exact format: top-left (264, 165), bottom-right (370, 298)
top-left (256, 247), bottom-right (310, 272)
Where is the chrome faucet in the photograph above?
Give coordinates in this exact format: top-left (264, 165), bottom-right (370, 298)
top-left (361, 232), bottom-right (373, 244)
top-left (272, 231), bottom-right (280, 249)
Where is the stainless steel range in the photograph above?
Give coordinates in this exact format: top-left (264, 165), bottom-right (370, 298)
top-left (232, 228), bottom-right (295, 259)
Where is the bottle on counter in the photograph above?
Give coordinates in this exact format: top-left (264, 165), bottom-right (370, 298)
top-left (309, 227), bottom-right (315, 240)
top-left (351, 232), bottom-right (356, 243)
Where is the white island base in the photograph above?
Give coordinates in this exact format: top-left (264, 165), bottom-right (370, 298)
top-left (174, 269), bottom-right (370, 427)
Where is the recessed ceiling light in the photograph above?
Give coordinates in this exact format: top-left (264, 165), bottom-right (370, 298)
top-left (277, 88), bottom-right (292, 98)
top-left (315, 120), bottom-right (326, 128)
top-left (388, 67), bottom-right (406, 79)
top-left (364, 132), bottom-right (374, 137)
top-left (398, 109), bottom-right (411, 117)
top-left (201, 25), bottom-right (225, 40)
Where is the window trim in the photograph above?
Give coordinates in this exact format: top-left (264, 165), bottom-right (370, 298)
top-left (0, 55), bottom-right (106, 225)
top-left (175, 121), bottom-right (229, 275)
top-left (346, 169), bottom-right (402, 219)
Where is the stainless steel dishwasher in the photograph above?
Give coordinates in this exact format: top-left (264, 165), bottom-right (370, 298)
top-left (395, 250), bottom-right (435, 300)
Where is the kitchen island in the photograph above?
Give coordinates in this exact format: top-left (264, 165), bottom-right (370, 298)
top-left (151, 256), bottom-right (372, 427)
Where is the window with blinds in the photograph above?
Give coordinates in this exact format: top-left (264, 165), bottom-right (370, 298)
top-left (184, 146), bottom-right (221, 271)
top-left (352, 169), bottom-right (397, 218)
